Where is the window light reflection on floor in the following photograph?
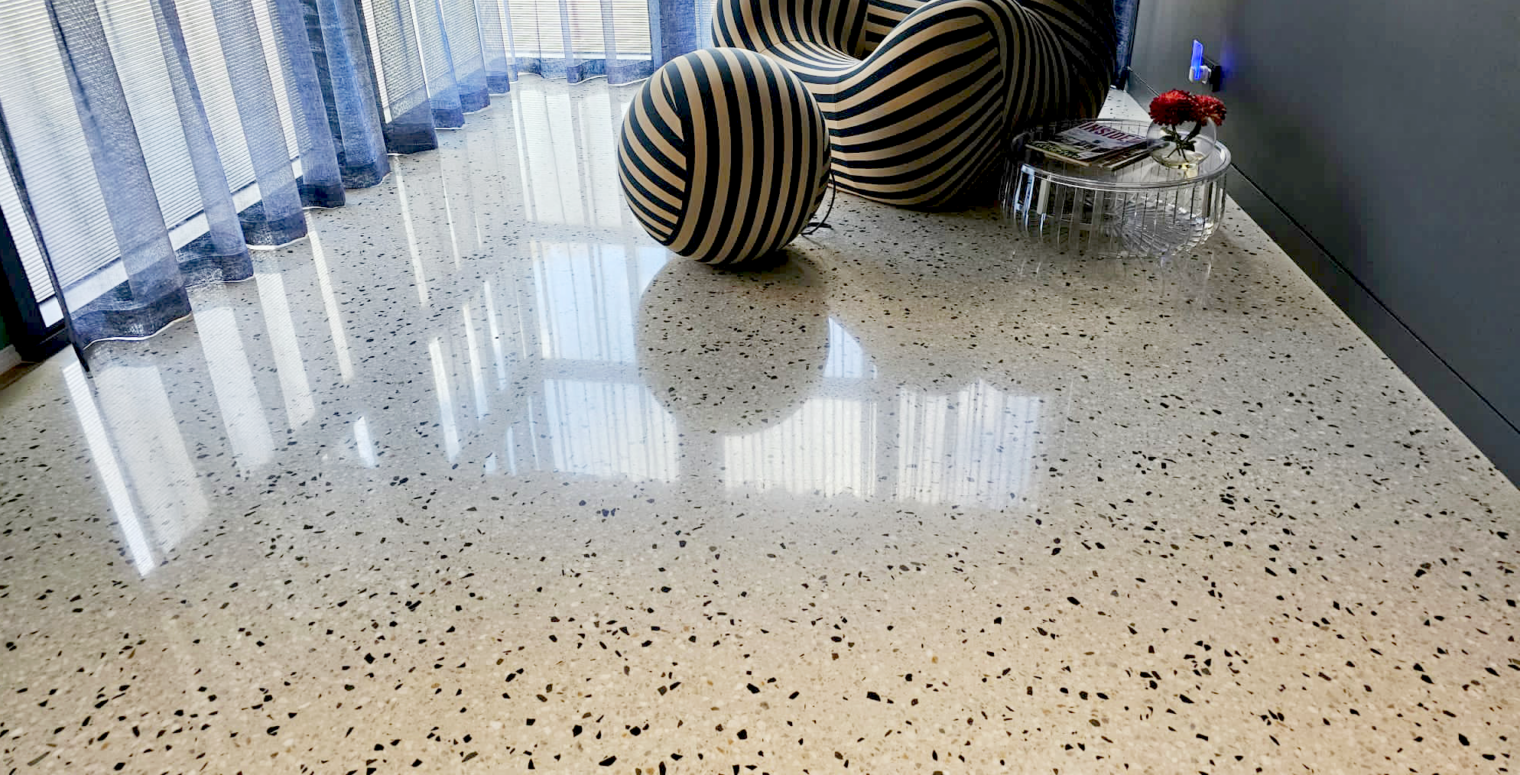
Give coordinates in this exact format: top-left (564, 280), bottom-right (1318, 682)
top-left (254, 266), bottom-right (316, 429)
top-left (895, 382), bottom-right (1043, 510)
top-left (63, 361), bottom-right (156, 576)
top-left (542, 378), bottom-right (680, 482)
top-left (192, 287), bottom-right (275, 471)
top-left (429, 337), bottom-right (463, 461)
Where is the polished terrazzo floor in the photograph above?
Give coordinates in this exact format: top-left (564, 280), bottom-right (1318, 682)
top-left (2, 78), bottom-right (1517, 774)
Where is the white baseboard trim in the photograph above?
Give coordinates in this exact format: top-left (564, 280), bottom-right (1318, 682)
top-left (0, 345), bottom-right (20, 375)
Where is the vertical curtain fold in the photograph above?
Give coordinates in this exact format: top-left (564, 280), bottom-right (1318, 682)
top-left (358, 0), bottom-right (441, 151)
top-left (1112, 0), bottom-right (1138, 83)
top-left (208, 0), bottom-right (308, 244)
top-left (46, 0), bottom-right (191, 343)
top-left (439, 0), bottom-right (490, 110)
top-left (650, 0), bottom-right (696, 68)
top-left (302, 0), bottom-right (392, 187)
top-left (413, 0), bottom-right (467, 127)
top-left (476, 0), bottom-right (517, 92)
top-left (148, 0), bottom-right (254, 282)
top-left (269, 0), bottom-right (347, 208)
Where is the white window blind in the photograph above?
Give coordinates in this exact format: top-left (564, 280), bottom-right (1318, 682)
top-left (0, 0), bottom-right (116, 303)
top-left (509, 0), bottom-right (651, 59)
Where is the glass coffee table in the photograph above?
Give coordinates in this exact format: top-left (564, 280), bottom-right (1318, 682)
top-left (1000, 119), bottom-right (1231, 260)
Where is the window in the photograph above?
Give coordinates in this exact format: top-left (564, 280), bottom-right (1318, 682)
top-left (0, 0), bottom-right (114, 315)
top-left (0, 0), bottom-right (301, 316)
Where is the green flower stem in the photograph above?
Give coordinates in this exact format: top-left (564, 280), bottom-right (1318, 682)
top-left (1162, 122), bottom-right (1207, 159)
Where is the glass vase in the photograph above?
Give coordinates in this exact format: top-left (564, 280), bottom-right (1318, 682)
top-left (1147, 120), bottom-right (1217, 169)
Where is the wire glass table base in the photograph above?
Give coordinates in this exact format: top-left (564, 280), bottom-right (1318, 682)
top-left (1001, 120), bottom-right (1231, 260)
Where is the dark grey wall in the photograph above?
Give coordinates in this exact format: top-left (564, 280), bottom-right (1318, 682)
top-left (1129, 0), bottom-right (1520, 484)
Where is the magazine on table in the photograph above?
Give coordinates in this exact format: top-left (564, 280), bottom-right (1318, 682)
top-left (1028, 122), bottom-right (1156, 169)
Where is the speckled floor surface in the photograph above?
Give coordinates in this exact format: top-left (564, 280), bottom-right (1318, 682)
top-left (2, 78), bottom-right (1517, 774)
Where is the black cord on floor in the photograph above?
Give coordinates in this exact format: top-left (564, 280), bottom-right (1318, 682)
top-left (800, 167), bottom-right (838, 235)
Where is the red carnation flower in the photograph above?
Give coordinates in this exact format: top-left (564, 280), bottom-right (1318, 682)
top-left (1192, 95), bottom-right (1226, 126)
top-left (1149, 90), bottom-right (1196, 127)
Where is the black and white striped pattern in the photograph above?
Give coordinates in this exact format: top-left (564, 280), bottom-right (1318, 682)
top-left (617, 49), bottom-right (831, 265)
top-left (713, 0), bottom-right (1114, 208)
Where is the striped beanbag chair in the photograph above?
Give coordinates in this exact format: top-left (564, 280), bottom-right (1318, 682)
top-left (713, 0), bottom-right (1115, 208)
top-left (618, 48), bottom-right (832, 265)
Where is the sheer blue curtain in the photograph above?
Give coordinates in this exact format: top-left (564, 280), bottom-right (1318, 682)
top-left (148, 0), bottom-right (252, 280)
top-left (1113, 0), bottom-right (1139, 83)
top-left (303, 0), bottom-right (392, 187)
top-left (650, 0), bottom-right (700, 68)
top-left (41, 0), bottom-right (193, 344)
top-left (0, 0), bottom-right (700, 359)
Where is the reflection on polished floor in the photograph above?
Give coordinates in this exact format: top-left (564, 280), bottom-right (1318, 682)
top-left (2, 78), bottom-right (1517, 774)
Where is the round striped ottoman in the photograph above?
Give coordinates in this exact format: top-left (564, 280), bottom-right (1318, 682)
top-left (617, 48), bottom-right (831, 266)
